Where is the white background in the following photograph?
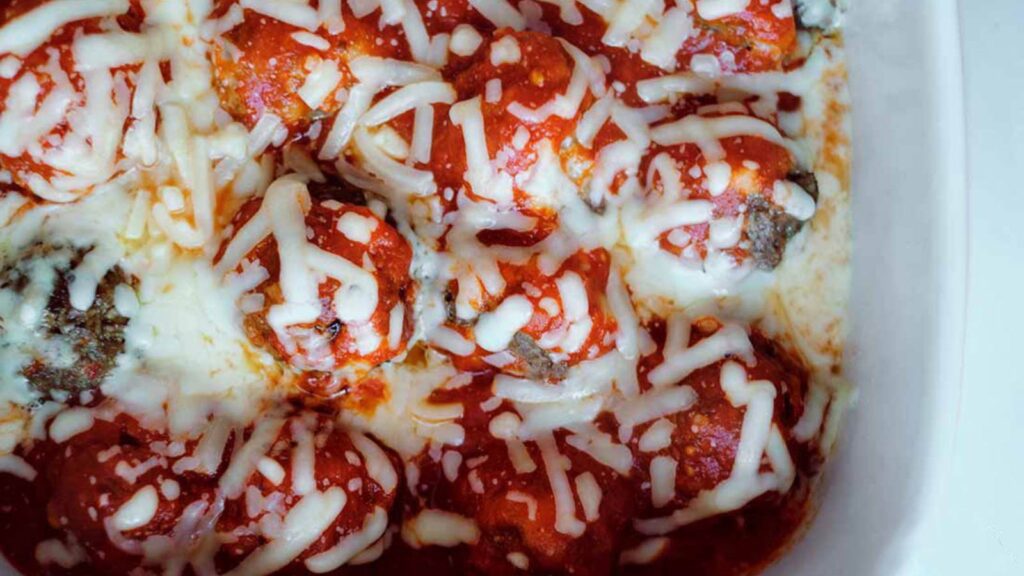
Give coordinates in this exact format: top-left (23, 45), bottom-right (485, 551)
top-left (924, 1), bottom-right (1024, 573)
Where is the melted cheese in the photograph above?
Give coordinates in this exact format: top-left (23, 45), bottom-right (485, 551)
top-left (257, 457), bottom-right (287, 486)
top-left (490, 36), bottom-right (522, 66)
top-left (226, 488), bottom-right (347, 576)
top-left (351, 431), bottom-right (398, 493)
top-left (614, 386), bottom-right (697, 440)
top-left (354, 127), bottom-right (437, 198)
top-left (648, 323), bottom-right (754, 387)
top-left (298, 59), bottom-right (343, 110)
top-left (360, 82), bottom-right (455, 127)
top-left (220, 418), bottom-right (286, 499)
top-left (319, 57), bottom-right (440, 160)
top-left (306, 507), bottom-right (389, 572)
top-left (696, 0), bottom-right (751, 20)
top-left (449, 97), bottom-right (514, 204)
top-left (34, 537), bottom-right (86, 569)
top-left (441, 450), bottom-right (463, 482)
top-left (641, 8), bottom-right (694, 71)
top-left (537, 432), bottom-right (586, 537)
top-left (619, 537), bottom-right (669, 565)
top-left (564, 425), bottom-right (633, 474)
top-left (0, 454), bottom-right (37, 481)
top-left (507, 41), bottom-right (596, 123)
top-left (506, 490), bottom-right (538, 521)
top-left (410, 104), bottom-right (435, 164)
top-left (638, 419), bottom-right (675, 452)
top-left (449, 25), bottom-right (483, 56)
top-left (652, 114), bottom-right (799, 163)
top-left (0, 0), bottom-right (130, 57)
top-left (0, 5), bottom-right (851, 566)
top-left (401, 509), bottom-right (480, 548)
top-left (474, 295), bottom-right (534, 352)
top-left (292, 32), bottom-right (331, 51)
top-left (48, 407), bottom-right (94, 443)
top-left (469, 0), bottom-right (527, 29)
top-left (649, 456), bottom-right (677, 508)
top-left (793, 381), bottom-right (830, 442)
top-left (240, 0), bottom-right (319, 30)
top-left (291, 417), bottom-right (317, 496)
top-left (111, 485), bottom-right (160, 531)
top-left (489, 412), bottom-right (538, 474)
top-left (336, 212), bottom-right (379, 244)
top-left (574, 471), bottom-right (602, 521)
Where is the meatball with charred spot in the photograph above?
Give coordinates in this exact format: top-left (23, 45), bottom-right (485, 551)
top-left (0, 244), bottom-right (136, 400)
top-left (434, 249), bottom-right (618, 381)
top-left (636, 110), bottom-right (818, 274)
top-left (215, 177), bottom-right (415, 397)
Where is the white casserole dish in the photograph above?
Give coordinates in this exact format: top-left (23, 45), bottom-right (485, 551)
top-left (767, 0), bottom-right (968, 574)
top-left (0, 0), bottom-right (969, 574)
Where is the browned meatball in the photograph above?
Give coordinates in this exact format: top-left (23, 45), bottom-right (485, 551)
top-left (406, 381), bottom-right (634, 576)
top-left (209, 0), bottom-right (408, 134)
top-left (622, 319), bottom-right (818, 576)
top-left (44, 416), bottom-right (215, 574)
top-left (215, 413), bottom-right (401, 574)
top-left (214, 179), bottom-right (415, 396)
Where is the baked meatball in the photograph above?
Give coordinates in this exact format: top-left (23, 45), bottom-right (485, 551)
top-left (433, 249), bottom-right (618, 381)
top-left (0, 0), bottom-right (146, 201)
top-left (216, 177), bottom-right (415, 395)
top-left (42, 416), bottom-right (214, 574)
top-left (216, 413), bottom-right (400, 574)
top-left (209, 0), bottom-right (408, 134)
top-left (631, 105), bottom-right (817, 274)
top-left (533, 0), bottom-right (798, 105)
top-left (430, 30), bottom-right (599, 242)
top-left (405, 382), bottom-right (634, 576)
top-left (619, 317), bottom-right (817, 575)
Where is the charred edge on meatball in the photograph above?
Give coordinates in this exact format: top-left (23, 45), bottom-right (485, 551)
top-left (793, 0), bottom-right (841, 32)
top-left (323, 319), bottom-right (344, 341)
top-left (307, 179), bottom-right (368, 207)
top-left (308, 176), bottom-right (411, 231)
top-left (443, 288), bottom-right (472, 327)
top-left (509, 332), bottom-right (569, 382)
top-left (1, 245), bottom-right (134, 398)
top-left (750, 332), bottom-right (809, 427)
top-left (787, 170), bottom-right (819, 202)
top-left (746, 195), bottom-right (804, 271)
top-left (744, 170), bottom-right (818, 270)
top-left (581, 185), bottom-right (607, 216)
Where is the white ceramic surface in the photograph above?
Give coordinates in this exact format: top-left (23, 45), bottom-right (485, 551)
top-left (774, 1), bottom-right (1024, 574)
top-left (767, 0), bottom-right (970, 575)
top-left (916, 1), bottom-right (1024, 574)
